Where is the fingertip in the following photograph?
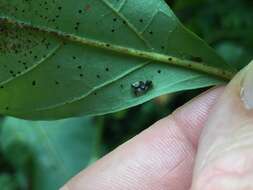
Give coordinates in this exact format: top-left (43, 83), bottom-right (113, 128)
top-left (173, 86), bottom-right (225, 148)
top-left (192, 61), bottom-right (253, 190)
top-left (61, 87), bottom-right (224, 190)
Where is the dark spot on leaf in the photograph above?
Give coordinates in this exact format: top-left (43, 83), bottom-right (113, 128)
top-left (84, 4), bottom-right (91, 11)
top-left (190, 56), bottom-right (203, 63)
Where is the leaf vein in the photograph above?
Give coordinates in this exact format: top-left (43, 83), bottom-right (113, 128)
top-left (99, 0), bottom-right (152, 48)
top-left (35, 60), bottom-right (152, 112)
top-left (0, 44), bottom-right (62, 87)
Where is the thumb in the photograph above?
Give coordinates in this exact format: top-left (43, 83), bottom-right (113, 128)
top-left (192, 60), bottom-right (253, 190)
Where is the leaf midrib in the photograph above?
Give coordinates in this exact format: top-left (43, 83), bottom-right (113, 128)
top-left (0, 16), bottom-right (235, 81)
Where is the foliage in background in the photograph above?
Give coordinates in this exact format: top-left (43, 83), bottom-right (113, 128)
top-left (0, 0), bottom-right (253, 189)
top-left (0, 117), bottom-right (97, 190)
top-left (172, 0), bottom-right (253, 69)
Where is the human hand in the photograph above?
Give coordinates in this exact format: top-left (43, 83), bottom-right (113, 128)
top-left (61, 61), bottom-right (253, 190)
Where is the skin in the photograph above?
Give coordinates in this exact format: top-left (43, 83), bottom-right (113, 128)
top-left (61, 62), bottom-right (253, 190)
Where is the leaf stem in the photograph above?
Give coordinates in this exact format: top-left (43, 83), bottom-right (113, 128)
top-left (0, 17), bottom-right (236, 81)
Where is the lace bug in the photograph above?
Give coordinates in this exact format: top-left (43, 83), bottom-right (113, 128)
top-left (131, 80), bottom-right (153, 96)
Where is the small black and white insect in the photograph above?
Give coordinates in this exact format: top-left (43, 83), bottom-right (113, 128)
top-left (131, 80), bottom-right (153, 96)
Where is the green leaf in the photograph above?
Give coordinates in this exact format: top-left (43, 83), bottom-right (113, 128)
top-left (0, 0), bottom-right (236, 120)
top-left (0, 174), bottom-right (18, 190)
top-left (0, 116), bottom-right (96, 190)
top-left (216, 42), bottom-right (253, 70)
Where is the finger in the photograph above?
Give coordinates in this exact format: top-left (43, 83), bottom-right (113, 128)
top-left (61, 87), bottom-right (224, 190)
top-left (192, 61), bottom-right (253, 190)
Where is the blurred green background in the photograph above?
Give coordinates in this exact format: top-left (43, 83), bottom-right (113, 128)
top-left (0, 0), bottom-right (253, 189)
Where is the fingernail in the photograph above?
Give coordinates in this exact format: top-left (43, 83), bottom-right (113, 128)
top-left (241, 60), bottom-right (253, 110)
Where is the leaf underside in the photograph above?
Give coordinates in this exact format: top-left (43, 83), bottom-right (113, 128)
top-left (0, 0), bottom-right (235, 120)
